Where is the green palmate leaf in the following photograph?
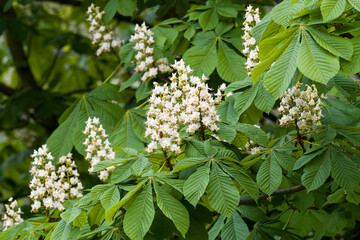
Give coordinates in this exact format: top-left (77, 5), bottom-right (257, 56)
top-left (110, 111), bottom-right (144, 151)
top-left (308, 28), bottom-right (353, 60)
top-left (297, 31), bottom-right (339, 84)
top-left (94, 158), bottom-right (129, 172)
top-left (111, 161), bottom-right (135, 183)
top-left (184, 26), bottom-right (196, 40)
top-left (216, 41), bottom-right (246, 83)
top-left (136, 81), bottom-right (152, 102)
top-left (258, 28), bottom-right (297, 60)
top-left (341, 36), bottom-right (360, 76)
top-left (50, 220), bottom-right (71, 240)
top-left (191, 31), bottom-right (217, 48)
top-left (119, 42), bottom-right (135, 67)
top-left (233, 85), bottom-right (257, 116)
top-left (235, 123), bottom-right (268, 147)
top-left (238, 205), bottom-right (266, 222)
top-left (220, 163), bottom-right (259, 201)
top-left (217, 100), bottom-right (239, 125)
top-left (251, 35), bottom-right (293, 82)
top-left (330, 148), bottom-right (360, 189)
top-left (314, 127), bottom-right (337, 145)
top-left (206, 163), bottom-right (240, 217)
top-left (225, 77), bottom-right (253, 94)
top-left (100, 186), bottom-right (120, 211)
top-left (105, 179), bottom-right (148, 223)
top-left (304, 0), bottom-right (321, 7)
top-left (72, 211), bottom-right (86, 228)
top-left (116, 0), bottom-right (136, 17)
top-left (256, 153), bottom-right (282, 196)
top-left (320, 0), bottom-right (346, 22)
top-left (216, 123), bottom-right (236, 143)
top-left (346, 190), bottom-right (360, 204)
top-left (88, 204), bottom-right (105, 227)
top-left (130, 109), bottom-right (147, 142)
top-left (184, 162), bottom-right (211, 207)
top-left (199, 8), bottom-right (219, 31)
top-left (208, 216), bottom-right (226, 240)
top-left (254, 83), bottom-right (275, 113)
top-left (327, 189), bottom-right (346, 203)
top-left (87, 83), bottom-right (121, 101)
top-left (47, 102), bottom-right (80, 159)
top-left (331, 75), bottom-right (358, 98)
top-left (183, 37), bottom-right (217, 77)
top-left (348, 0), bottom-right (360, 11)
top-left (273, 150), bottom-right (296, 172)
top-left (153, 181), bottom-right (190, 237)
top-left (153, 25), bottom-right (178, 49)
top-left (103, 0), bottom-right (136, 23)
top-left (301, 147), bottom-right (331, 192)
top-left (173, 157), bottom-right (208, 172)
top-left (60, 207), bottom-right (82, 224)
top-left (119, 73), bottom-right (141, 92)
top-left (263, 32), bottom-right (300, 99)
top-left (185, 140), bottom-right (207, 157)
top-left (238, 104), bottom-right (263, 125)
top-left (252, 13), bottom-right (272, 42)
top-left (124, 183), bottom-right (155, 240)
top-left (271, 0), bottom-right (292, 26)
top-left (221, 211), bottom-right (250, 240)
top-left (334, 126), bottom-right (360, 146)
top-left (162, 178), bottom-right (186, 194)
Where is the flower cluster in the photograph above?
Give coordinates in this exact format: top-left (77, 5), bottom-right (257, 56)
top-left (242, 5), bottom-right (261, 76)
top-left (278, 83), bottom-right (325, 132)
top-left (29, 146), bottom-right (83, 212)
top-left (57, 154), bottom-right (84, 200)
top-left (145, 59), bottom-right (227, 155)
top-left (1, 198), bottom-right (23, 231)
top-left (130, 22), bottom-right (172, 82)
top-left (83, 117), bottom-right (116, 181)
top-left (245, 140), bottom-right (263, 155)
top-left (86, 4), bottom-right (123, 56)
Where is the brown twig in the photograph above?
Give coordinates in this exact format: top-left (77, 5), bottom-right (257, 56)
top-left (239, 184), bottom-right (305, 205)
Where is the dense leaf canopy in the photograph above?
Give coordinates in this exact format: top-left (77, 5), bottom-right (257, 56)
top-left (0, 0), bottom-right (360, 239)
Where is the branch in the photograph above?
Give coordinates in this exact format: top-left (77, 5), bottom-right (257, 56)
top-left (1, 4), bottom-right (39, 90)
top-left (239, 184), bottom-right (305, 205)
top-left (35, 0), bottom-right (82, 6)
top-left (0, 82), bottom-right (15, 96)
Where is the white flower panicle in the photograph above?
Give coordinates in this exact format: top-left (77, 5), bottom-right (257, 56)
top-left (58, 154), bottom-right (84, 200)
top-left (145, 82), bottom-right (182, 155)
top-left (172, 60), bottom-right (222, 133)
top-left (83, 117), bottom-right (116, 181)
top-left (29, 146), bottom-right (83, 213)
top-left (242, 5), bottom-right (261, 76)
top-left (86, 4), bottom-right (123, 56)
top-left (130, 22), bottom-right (172, 82)
top-left (145, 59), bottom-right (228, 155)
top-left (1, 198), bottom-right (23, 231)
top-left (278, 83), bottom-right (326, 132)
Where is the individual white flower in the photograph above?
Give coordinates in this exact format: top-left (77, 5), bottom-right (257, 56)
top-left (86, 4), bottom-right (124, 56)
top-left (278, 83), bottom-right (325, 132)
